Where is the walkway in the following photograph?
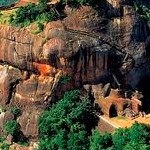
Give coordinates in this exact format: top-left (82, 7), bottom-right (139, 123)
top-left (97, 114), bottom-right (121, 129)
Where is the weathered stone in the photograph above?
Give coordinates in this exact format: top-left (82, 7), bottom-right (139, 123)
top-left (6, 134), bottom-right (13, 145)
top-left (3, 111), bottom-right (14, 124)
top-left (18, 111), bottom-right (39, 140)
top-left (10, 143), bottom-right (35, 150)
top-left (0, 65), bottom-right (22, 105)
top-left (14, 75), bottom-right (54, 108)
top-left (0, 3), bottom-right (150, 141)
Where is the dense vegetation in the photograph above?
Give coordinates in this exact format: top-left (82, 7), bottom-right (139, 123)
top-left (38, 89), bottom-right (150, 150)
top-left (2, 106), bottom-right (27, 146)
top-left (0, 0), bottom-right (17, 8)
top-left (38, 90), bottom-right (97, 150)
top-left (9, 0), bottom-right (58, 27)
top-left (11, 107), bottom-right (21, 119)
top-left (8, 0), bottom-right (102, 27)
top-left (90, 123), bottom-right (150, 150)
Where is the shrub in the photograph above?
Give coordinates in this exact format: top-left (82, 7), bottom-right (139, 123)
top-left (4, 120), bottom-right (20, 136)
top-left (9, 1), bottom-right (58, 27)
top-left (59, 75), bottom-right (72, 84)
top-left (11, 107), bottom-right (21, 118)
top-left (32, 22), bottom-right (44, 34)
top-left (0, 107), bottom-right (6, 114)
top-left (0, 137), bottom-right (5, 143)
top-left (37, 22), bottom-right (44, 31)
top-left (0, 142), bottom-right (9, 150)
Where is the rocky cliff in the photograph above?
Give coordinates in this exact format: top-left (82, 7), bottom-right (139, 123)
top-left (0, 0), bottom-right (150, 141)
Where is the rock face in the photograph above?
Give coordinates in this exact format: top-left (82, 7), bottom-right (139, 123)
top-left (0, 2), bottom-right (150, 140)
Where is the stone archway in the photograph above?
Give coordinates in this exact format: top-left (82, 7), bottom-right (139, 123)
top-left (109, 104), bottom-right (118, 118)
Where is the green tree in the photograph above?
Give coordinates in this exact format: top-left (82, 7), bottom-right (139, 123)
top-left (112, 128), bottom-right (130, 150)
top-left (39, 130), bottom-right (68, 150)
top-left (38, 90), bottom-right (95, 150)
top-left (0, 142), bottom-right (10, 150)
top-left (39, 0), bottom-right (48, 4)
top-left (11, 107), bottom-right (21, 119)
top-left (9, 1), bottom-right (58, 27)
top-left (100, 133), bottom-right (113, 149)
top-left (128, 122), bottom-right (150, 143)
top-left (89, 130), bottom-right (102, 150)
top-left (67, 124), bottom-right (89, 150)
top-left (123, 141), bottom-right (150, 150)
top-left (4, 120), bottom-right (20, 137)
top-left (90, 130), bottom-right (113, 150)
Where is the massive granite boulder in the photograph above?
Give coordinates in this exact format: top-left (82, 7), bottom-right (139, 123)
top-left (0, 3), bottom-right (150, 140)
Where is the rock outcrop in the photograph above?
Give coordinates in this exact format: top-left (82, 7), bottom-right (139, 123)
top-left (0, 1), bottom-right (150, 140)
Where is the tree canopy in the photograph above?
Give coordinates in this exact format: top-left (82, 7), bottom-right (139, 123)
top-left (89, 122), bottom-right (150, 150)
top-left (38, 89), bottom-right (150, 150)
top-left (38, 90), bottom-right (96, 150)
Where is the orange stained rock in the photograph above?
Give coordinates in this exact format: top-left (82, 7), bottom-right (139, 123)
top-left (33, 62), bottom-right (57, 76)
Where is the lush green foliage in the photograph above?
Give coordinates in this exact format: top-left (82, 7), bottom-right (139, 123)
top-left (4, 120), bottom-right (20, 136)
top-left (38, 88), bottom-right (150, 150)
top-left (8, 0), bottom-right (102, 27)
top-left (0, 0), bottom-right (17, 7)
top-left (38, 90), bottom-right (96, 150)
top-left (89, 130), bottom-right (113, 150)
top-left (9, 1), bottom-right (58, 27)
top-left (4, 120), bottom-right (28, 143)
top-left (0, 142), bottom-right (10, 150)
top-left (37, 22), bottom-right (44, 32)
top-left (123, 141), bottom-right (150, 150)
top-left (89, 130), bottom-right (102, 150)
top-left (89, 123), bottom-right (150, 150)
top-left (0, 137), bottom-right (4, 143)
top-left (0, 136), bottom-right (9, 150)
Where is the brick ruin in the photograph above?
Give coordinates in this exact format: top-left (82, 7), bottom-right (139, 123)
top-left (97, 89), bottom-right (143, 118)
top-left (84, 84), bottom-right (143, 119)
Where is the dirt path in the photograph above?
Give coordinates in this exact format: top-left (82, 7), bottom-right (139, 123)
top-left (98, 115), bottom-right (121, 128)
top-left (108, 115), bottom-right (150, 128)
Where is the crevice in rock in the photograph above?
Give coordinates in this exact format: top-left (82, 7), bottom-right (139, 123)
top-left (1, 37), bottom-right (33, 45)
top-left (7, 79), bottom-right (20, 105)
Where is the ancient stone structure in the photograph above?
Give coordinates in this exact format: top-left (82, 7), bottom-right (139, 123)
top-left (0, 0), bottom-right (150, 140)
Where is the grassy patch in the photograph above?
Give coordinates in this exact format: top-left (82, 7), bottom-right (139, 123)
top-left (31, 22), bottom-right (44, 34)
top-left (116, 116), bottom-right (127, 120)
top-left (0, 9), bottom-right (16, 25)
